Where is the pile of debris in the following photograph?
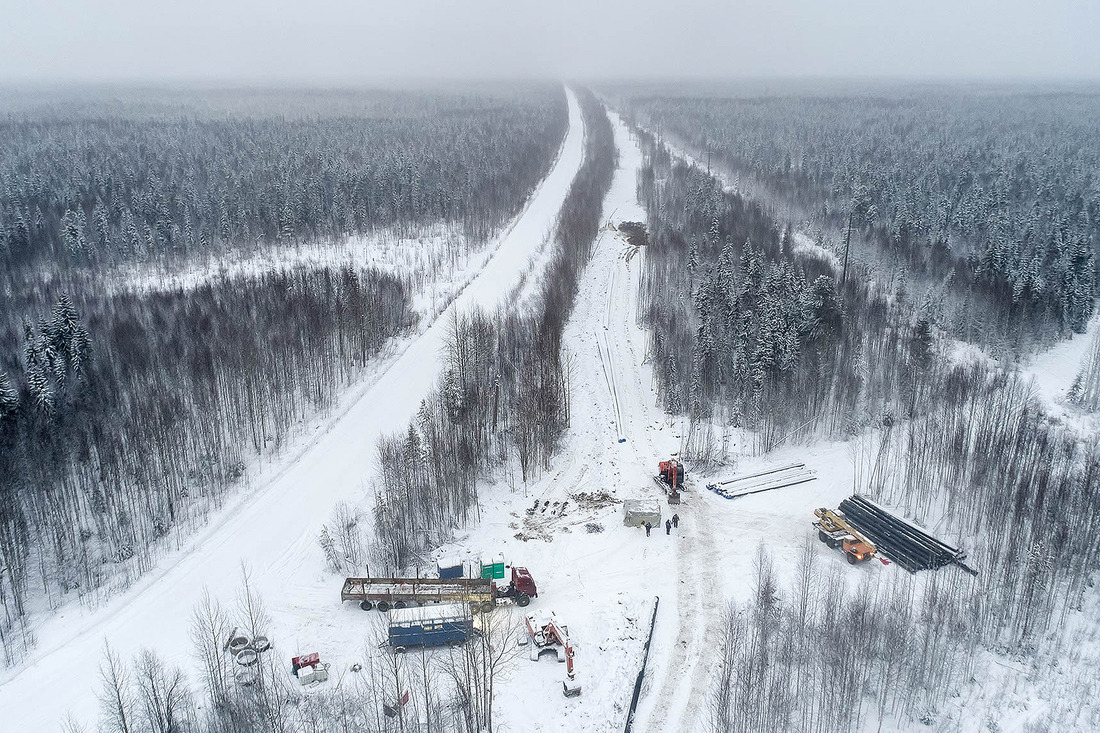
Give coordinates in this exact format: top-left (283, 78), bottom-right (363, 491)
top-left (291, 652), bottom-right (330, 686)
top-left (571, 491), bottom-right (620, 509)
top-left (618, 221), bottom-right (648, 247)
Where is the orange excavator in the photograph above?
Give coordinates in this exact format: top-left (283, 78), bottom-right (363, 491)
top-left (658, 459), bottom-right (685, 503)
top-left (525, 611), bottom-right (581, 697)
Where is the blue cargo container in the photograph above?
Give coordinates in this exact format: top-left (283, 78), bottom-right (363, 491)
top-left (437, 557), bottom-right (463, 579)
top-left (388, 603), bottom-right (473, 650)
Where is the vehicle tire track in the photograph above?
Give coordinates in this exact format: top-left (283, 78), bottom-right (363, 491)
top-left (609, 150), bottom-right (725, 732)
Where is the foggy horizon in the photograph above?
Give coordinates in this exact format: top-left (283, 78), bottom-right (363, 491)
top-left (2, 0), bottom-right (1099, 84)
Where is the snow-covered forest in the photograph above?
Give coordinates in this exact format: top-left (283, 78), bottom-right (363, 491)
top-left (0, 85), bottom-right (568, 665)
top-left (634, 133), bottom-right (936, 452)
top-left (0, 86), bottom-right (566, 267)
top-left (623, 105), bottom-right (1100, 730)
top-left (3, 10), bottom-right (1100, 729)
top-left (0, 87), bottom-right (610, 733)
top-left (615, 85), bottom-right (1100, 353)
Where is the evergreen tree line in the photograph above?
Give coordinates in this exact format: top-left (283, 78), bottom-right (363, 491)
top-left (638, 140), bottom-right (937, 457)
top-left (370, 88), bottom-right (618, 571)
top-left (0, 85), bottom-right (571, 667)
top-left (0, 85), bottom-right (566, 269)
top-left (616, 86), bottom-right (1100, 349)
top-left (0, 267), bottom-right (415, 666)
top-left (637, 132), bottom-right (1100, 624)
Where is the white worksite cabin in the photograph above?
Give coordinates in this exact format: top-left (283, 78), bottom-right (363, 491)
top-left (622, 498), bottom-right (661, 527)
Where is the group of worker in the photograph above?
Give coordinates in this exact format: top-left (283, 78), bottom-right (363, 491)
top-left (644, 513), bottom-right (679, 536)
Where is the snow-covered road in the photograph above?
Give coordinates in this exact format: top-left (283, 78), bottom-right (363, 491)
top-left (0, 87), bottom-right (586, 730)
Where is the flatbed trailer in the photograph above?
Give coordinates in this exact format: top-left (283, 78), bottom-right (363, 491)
top-left (342, 566), bottom-right (538, 612)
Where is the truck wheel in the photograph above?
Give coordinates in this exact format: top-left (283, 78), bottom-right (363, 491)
top-left (817, 530), bottom-right (829, 544)
top-left (828, 537), bottom-right (839, 549)
top-left (377, 602), bottom-right (391, 612)
top-left (847, 553), bottom-right (857, 565)
top-left (360, 601), bottom-right (374, 611)
top-left (516, 594), bottom-right (531, 607)
top-left (394, 601), bottom-right (407, 609)
top-left (393, 646), bottom-right (407, 654)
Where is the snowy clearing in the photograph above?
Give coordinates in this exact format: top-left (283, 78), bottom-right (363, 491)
top-left (102, 224), bottom-right (494, 324)
top-left (1024, 309), bottom-right (1100, 406)
top-left (0, 87), bottom-right (586, 730)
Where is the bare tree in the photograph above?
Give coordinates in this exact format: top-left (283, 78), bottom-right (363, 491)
top-left (98, 641), bottom-right (136, 733)
top-left (237, 564), bottom-right (270, 640)
top-left (135, 648), bottom-right (193, 733)
top-left (190, 589), bottom-right (232, 706)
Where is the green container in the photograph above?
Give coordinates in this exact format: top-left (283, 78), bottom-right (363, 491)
top-left (480, 553), bottom-right (505, 580)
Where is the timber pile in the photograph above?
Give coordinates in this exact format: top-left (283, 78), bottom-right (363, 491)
top-left (839, 496), bottom-right (977, 575)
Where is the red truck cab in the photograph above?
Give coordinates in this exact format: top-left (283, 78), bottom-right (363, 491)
top-left (511, 566), bottom-right (537, 597)
top-left (491, 566), bottom-right (538, 606)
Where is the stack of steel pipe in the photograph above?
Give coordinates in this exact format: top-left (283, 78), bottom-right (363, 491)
top-left (838, 496), bottom-right (969, 574)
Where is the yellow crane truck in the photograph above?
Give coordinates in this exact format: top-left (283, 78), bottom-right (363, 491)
top-left (813, 507), bottom-right (876, 564)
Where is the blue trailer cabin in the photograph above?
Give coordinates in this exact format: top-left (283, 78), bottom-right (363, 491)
top-left (388, 603), bottom-right (473, 650)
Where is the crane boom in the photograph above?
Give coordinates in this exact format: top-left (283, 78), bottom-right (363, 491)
top-left (814, 507), bottom-right (877, 563)
top-left (815, 508), bottom-right (873, 546)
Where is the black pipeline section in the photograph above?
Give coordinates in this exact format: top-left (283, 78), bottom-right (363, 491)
top-left (838, 496), bottom-right (977, 575)
top-left (624, 596), bottom-right (660, 733)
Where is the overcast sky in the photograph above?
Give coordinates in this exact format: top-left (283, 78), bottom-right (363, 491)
top-left (2, 0), bottom-right (1098, 83)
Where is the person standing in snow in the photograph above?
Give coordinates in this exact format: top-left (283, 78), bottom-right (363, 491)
top-left (644, 522), bottom-right (652, 536)
top-left (672, 513), bottom-right (679, 528)
top-left (665, 519), bottom-right (672, 535)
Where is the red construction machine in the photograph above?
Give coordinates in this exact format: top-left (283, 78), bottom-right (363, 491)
top-left (524, 611), bottom-right (581, 697)
top-left (658, 459), bottom-right (685, 503)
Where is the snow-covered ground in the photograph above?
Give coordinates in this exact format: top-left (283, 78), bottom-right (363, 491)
top-left (0, 87), bottom-right (586, 730)
top-left (104, 223), bottom-right (539, 326)
top-left (106, 225), bottom-right (460, 292)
